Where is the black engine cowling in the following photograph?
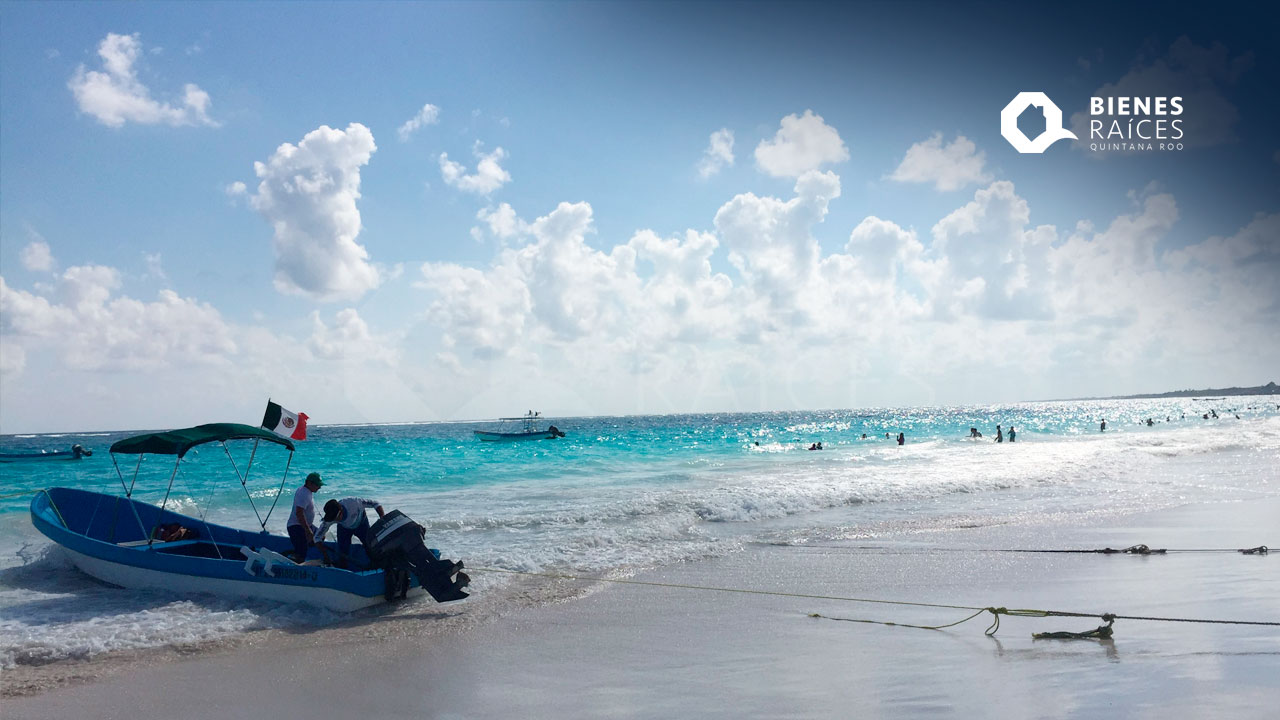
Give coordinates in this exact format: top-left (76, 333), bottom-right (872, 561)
top-left (367, 510), bottom-right (469, 603)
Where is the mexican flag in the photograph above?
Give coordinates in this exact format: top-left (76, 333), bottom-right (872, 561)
top-left (262, 401), bottom-right (308, 440)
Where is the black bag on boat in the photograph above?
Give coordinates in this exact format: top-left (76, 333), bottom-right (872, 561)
top-left (366, 510), bottom-right (469, 603)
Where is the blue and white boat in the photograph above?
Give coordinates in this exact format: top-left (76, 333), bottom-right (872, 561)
top-left (30, 423), bottom-right (467, 611)
top-left (473, 411), bottom-right (566, 441)
top-left (0, 444), bottom-right (92, 462)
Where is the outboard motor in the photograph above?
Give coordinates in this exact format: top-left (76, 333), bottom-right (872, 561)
top-left (366, 510), bottom-right (469, 603)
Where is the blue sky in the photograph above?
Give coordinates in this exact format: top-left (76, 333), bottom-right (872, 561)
top-left (1, 2), bottom-right (1277, 432)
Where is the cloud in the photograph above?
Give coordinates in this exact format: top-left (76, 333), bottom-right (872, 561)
top-left (20, 239), bottom-right (55, 272)
top-left (888, 133), bottom-right (992, 191)
top-left (142, 252), bottom-right (168, 282)
top-left (1069, 37), bottom-right (1252, 149)
top-left (476, 203), bottom-right (527, 240)
top-left (307, 308), bottom-right (399, 365)
top-left (754, 110), bottom-right (849, 178)
top-left (398, 103), bottom-right (441, 141)
top-left (439, 143), bottom-right (511, 195)
top-left (68, 32), bottom-right (217, 128)
top-left (418, 262), bottom-right (532, 359)
top-left (844, 216), bottom-right (924, 281)
top-left (715, 170), bottom-right (841, 326)
top-left (697, 128), bottom-right (735, 178)
top-left (225, 181), bottom-right (247, 197)
top-left (0, 266), bottom-right (237, 372)
top-left (248, 123), bottom-right (382, 302)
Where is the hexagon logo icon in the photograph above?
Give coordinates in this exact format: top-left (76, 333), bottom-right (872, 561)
top-left (1000, 92), bottom-right (1078, 153)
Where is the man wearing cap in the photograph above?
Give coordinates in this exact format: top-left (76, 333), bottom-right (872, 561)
top-left (286, 472), bottom-right (324, 562)
top-left (315, 497), bottom-right (386, 567)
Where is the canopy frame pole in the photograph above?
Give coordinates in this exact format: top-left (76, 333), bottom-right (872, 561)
top-left (111, 453), bottom-right (150, 543)
top-left (146, 456), bottom-right (182, 549)
top-left (260, 450), bottom-right (294, 532)
top-left (128, 454), bottom-right (143, 498)
top-left (222, 441), bottom-right (265, 530)
top-left (178, 462), bottom-right (225, 560)
top-left (111, 454), bottom-right (130, 496)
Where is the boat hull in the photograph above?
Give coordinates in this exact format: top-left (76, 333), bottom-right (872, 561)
top-left (0, 451), bottom-right (77, 462)
top-left (473, 430), bottom-right (561, 442)
top-left (59, 544), bottom-right (399, 611)
top-left (30, 488), bottom-right (416, 612)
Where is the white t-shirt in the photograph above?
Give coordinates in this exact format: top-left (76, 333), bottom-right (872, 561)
top-left (287, 485), bottom-right (316, 528)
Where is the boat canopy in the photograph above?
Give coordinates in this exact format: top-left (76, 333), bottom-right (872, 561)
top-left (109, 423), bottom-right (295, 457)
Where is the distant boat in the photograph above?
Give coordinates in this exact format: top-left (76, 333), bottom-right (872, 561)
top-left (474, 411), bottom-right (566, 442)
top-left (0, 444), bottom-right (92, 462)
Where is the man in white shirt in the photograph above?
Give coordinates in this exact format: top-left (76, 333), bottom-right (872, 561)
top-left (315, 496), bottom-right (385, 567)
top-left (286, 472), bottom-right (323, 561)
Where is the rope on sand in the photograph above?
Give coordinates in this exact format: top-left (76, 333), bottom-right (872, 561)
top-left (473, 567), bottom-right (1280, 640)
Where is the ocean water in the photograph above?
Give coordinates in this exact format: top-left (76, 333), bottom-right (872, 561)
top-left (1, 397), bottom-right (1277, 669)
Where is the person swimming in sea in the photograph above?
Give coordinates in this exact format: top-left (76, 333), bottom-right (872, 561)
top-left (896, 433), bottom-right (905, 446)
top-left (995, 425), bottom-right (1003, 443)
top-left (1008, 427), bottom-right (1016, 442)
top-left (1100, 419), bottom-right (1106, 432)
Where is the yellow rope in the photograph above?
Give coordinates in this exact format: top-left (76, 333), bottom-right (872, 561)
top-left (472, 567), bottom-right (1278, 638)
top-left (0, 490), bottom-right (34, 500)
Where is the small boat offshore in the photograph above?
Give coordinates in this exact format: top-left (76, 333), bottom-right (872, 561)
top-left (474, 411), bottom-right (566, 441)
top-left (29, 423), bottom-right (468, 611)
top-left (0, 444), bottom-right (93, 462)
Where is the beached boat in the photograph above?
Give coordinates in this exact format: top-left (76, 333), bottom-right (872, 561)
top-left (473, 411), bottom-right (566, 441)
top-left (29, 423), bottom-right (468, 611)
top-left (0, 444), bottom-right (92, 462)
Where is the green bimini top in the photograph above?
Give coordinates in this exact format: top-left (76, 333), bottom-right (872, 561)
top-left (109, 423), bottom-right (295, 457)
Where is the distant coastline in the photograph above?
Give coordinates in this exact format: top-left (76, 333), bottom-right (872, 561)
top-left (1046, 381), bottom-right (1278, 402)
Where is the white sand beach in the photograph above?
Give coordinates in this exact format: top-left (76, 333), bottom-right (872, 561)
top-left (5, 498), bottom-right (1277, 719)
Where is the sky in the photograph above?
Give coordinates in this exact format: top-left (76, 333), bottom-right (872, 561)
top-left (1, 1), bottom-right (1278, 433)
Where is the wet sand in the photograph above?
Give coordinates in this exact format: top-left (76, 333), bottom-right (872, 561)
top-left (4, 499), bottom-right (1278, 719)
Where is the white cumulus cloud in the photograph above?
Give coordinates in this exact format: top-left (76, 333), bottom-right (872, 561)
top-left (0, 267), bottom-right (237, 372)
top-left (888, 133), bottom-right (992, 191)
top-left (20, 240), bottom-right (55, 272)
top-left (439, 143), bottom-right (511, 195)
top-left (68, 32), bottom-right (217, 128)
top-left (754, 110), bottom-right (849, 178)
top-left (697, 128), bottom-right (735, 178)
top-left (476, 203), bottom-right (527, 240)
top-left (248, 123), bottom-right (382, 302)
top-left (398, 103), bottom-right (441, 141)
top-left (308, 308), bottom-right (399, 365)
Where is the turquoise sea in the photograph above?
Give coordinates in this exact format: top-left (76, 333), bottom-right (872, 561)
top-left (2, 397), bottom-right (1278, 668)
